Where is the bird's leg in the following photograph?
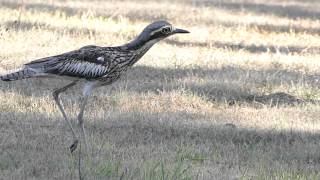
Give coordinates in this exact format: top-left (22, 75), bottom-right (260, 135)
top-left (52, 80), bottom-right (79, 152)
top-left (78, 94), bottom-right (89, 152)
top-left (77, 81), bottom-right (96, 153)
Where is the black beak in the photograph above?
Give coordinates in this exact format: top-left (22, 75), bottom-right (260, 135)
top-left (173, 28), bottom-right (190, 34)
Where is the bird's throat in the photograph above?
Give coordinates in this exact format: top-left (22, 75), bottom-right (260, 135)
top-left (124, 34), bottom-right (161, 51)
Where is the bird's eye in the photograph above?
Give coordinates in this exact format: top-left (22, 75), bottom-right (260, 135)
top-left (161, 27), bottom-right (171, 34)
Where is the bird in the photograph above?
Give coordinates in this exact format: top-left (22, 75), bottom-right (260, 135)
top-left (0, 20), bottom-right (189, 152)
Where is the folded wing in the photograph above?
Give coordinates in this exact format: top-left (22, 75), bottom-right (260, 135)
top-left (24, 45), bottom-right (119, 79)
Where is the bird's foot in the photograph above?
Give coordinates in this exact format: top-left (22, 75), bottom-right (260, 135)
top-left (69, 140), bottom-right (79, 153)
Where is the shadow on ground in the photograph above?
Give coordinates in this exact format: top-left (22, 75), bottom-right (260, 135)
top-left (3, 19), bottom-right (320, 55)
top-left (220, 21), bottom-right (320, 36)
top-left (1, 65), bottom-right (319, 107)
top-left (0, 1), bottom-right (167, 22)
top-left (3, 0), bottom-right (320, 21)
top-left (2, 20), bottom-right (98, 36)
top-left (1, 108), bottom-right (320, 178)
top-left (3, 1), bottom-right (320, 37)
top-left (166, 39), bottom-right (320, 54)
top-left (124, 66), bottom-right (320, 106)
top-left (189, 0), bottom-right (320, 20)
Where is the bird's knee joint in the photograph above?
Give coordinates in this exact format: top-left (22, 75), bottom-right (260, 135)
top-left (78, 115), bottom-right (84, 124)
top-left (52, 91), bottom-right (60, 99)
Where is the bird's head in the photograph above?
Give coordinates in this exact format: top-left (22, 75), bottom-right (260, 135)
top-left (125, 20), bottom-right (189, 50)
top-left (142, 20), bottom-right (190, 40)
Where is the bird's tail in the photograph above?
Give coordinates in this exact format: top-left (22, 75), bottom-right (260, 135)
top-left (0, 68), bottom-right (38, 81)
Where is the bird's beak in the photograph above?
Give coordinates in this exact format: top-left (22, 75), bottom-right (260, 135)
top-left (173, 28), bottom-right (190, 34)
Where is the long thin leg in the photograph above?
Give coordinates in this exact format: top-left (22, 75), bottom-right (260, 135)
top-left (77, 81), bottom-right (97, 152)
top-left (78, 94), bottom-right (89, 152)
top-left (52, 80), bottom-right (78, 152)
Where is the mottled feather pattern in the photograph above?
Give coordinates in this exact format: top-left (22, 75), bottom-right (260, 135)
top-left (0, 68), bottom-right (40, 81)
top-left (3, 21), bottom-right (171, 82)
top-left (23, 45), bottom-right (138, 80)
top-left (1, 40), bottom-right (154, 83)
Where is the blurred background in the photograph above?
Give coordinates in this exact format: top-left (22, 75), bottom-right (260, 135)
top-left (1, 0), bottom-right (320, 179)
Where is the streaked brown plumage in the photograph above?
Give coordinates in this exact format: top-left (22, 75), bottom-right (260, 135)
top-left (0, 20), bottom-right (189, 152)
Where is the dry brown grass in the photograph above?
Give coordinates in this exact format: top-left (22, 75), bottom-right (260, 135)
top-left (1, 0), bottom-right (320, 179)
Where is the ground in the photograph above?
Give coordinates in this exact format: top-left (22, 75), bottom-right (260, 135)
top-left (1, 0), bottom-right (320, 179)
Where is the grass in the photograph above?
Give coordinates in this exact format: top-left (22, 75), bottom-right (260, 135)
top-left (1, 0), bottom-right (320, 179)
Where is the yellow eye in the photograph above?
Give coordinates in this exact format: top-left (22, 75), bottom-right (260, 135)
top-left (161, 27), bottom-right (171, 34)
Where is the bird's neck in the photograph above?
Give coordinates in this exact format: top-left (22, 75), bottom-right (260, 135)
top-left (123, 34), bottom-right (161, 51)
top-left (120, 35), bottom-right (161, 67)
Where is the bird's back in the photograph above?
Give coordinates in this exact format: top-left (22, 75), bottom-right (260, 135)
top-left (26, 45), bottom-right (136, 80)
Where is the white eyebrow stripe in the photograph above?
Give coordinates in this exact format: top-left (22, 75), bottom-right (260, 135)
top-left (150, 25), bottom-right (172, 36)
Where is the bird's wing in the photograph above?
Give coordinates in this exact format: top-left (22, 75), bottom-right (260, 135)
top-left (25, 46), bottom-right (128, 79)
